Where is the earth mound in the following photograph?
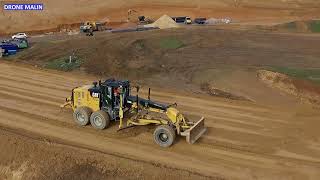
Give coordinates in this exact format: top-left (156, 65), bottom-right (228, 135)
top-left (257, 70), bottom-right (320, 106)
top-left (145, 14), bottom-right (179, 29)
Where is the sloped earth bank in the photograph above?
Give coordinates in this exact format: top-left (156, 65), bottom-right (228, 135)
top-left (11, 27), bottom-right (320, 104)
top-left (257, 70), bottom-right (320, 106)
top-left (1, 62), bottom-right (320, 179)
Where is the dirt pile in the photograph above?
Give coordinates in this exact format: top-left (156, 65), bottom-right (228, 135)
top-left (144, 14), bottom-right (179, 29)
top-left (257, 70), bottom-right (320, 106)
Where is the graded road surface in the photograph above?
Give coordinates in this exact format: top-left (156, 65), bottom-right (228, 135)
top-left (0, 62), bottom-right (320, 180)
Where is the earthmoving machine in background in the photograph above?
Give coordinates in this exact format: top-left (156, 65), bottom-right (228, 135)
top-left (80, 21), bottom-right (106, 33)
top-left (61, 79), bottom-right (206, 147)
top-left (128, 9), bottom-right (153, 24)
top-left (138, 16), bottom-right (153, 25)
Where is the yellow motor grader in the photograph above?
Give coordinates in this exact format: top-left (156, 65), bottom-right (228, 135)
top-left (61, 79), bottom-right (206, 147)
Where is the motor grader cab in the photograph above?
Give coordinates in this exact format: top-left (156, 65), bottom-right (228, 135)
top-left (61, 79), bottom-right (206, 147)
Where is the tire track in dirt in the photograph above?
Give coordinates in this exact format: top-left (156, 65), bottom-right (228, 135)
top-left (0, 77), bottom-right (286, 139)
top-left (0, 89), bottom-right (60, 107)
top-left (0, 90), bottom-right (301, 170)
top-left (0, 70), bottom-right (83, 89)
top-left (0, 109), bottom-right (234, 179)
top-left (0, 65), bottom-right (290, 145)
top-left (0, 86), bottom-right (62, 104)
top-left (0, 84), bottom-right (63, 99)
top-left (0, 75), bottom-right (69, 92)
top-left (0, 88), bottom-right (275, 156)
top-left (0, 78), bottom-right (68, 97)
top-left (1, 102), bottom-right (318, 167)
top-left (1, 62), bottom-right (320, 179)
top-left (0, 64), bottom-right (267, 115)
top-left (0, 82), bottom-right (276, 142)
top-left (0, 108), bottom-right (313, 180)
top-left (0, 90), bottom-right (302, 175)
top-left (0, 63), bottom-right (87, 82)
top-left (0, 125), bottom-right (220, 180)
top-left (0, 69), bottom-right (275, 132)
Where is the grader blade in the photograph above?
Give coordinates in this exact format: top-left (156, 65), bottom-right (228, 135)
top-left (181, 117), bottom-right (206, 144)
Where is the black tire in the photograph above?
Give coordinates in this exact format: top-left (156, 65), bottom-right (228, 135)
top-left (90, 110), bottom-right (110, 130)
top-left (153, 125), bottom-right (176, 147)
top-left (73, 107), bottom-right (92, 126)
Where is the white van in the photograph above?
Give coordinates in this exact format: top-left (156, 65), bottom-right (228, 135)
top-left (185, 17), bottom-right (192, 24)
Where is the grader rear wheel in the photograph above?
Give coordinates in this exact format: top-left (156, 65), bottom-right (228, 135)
top-left (90, 110), bottom-right (110, 130)
top-left (153, 125), bottom-right (176, 147)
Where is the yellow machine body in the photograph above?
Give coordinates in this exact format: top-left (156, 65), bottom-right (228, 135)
top-left (63, 85), bottom-right (100, 112)
top-left (61, 81), bottom-right (207, 146)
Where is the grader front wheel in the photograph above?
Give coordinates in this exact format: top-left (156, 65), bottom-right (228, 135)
top-left (73, 107), bottom-right (92, 126)
top-left (153, 125), bottom-right (176, 147)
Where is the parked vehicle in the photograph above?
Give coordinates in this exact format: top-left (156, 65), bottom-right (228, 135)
top-left (194, 18), bottom-right (207, 24)
top-left (0, 43), bottom-right (19, 56)
top-left (10, 38), bottom-right (29, 49)
top-left (12, 33), bottom-right (28, 39)
top-left (185, 17), bottom-right (192, 24)
top-left (171, 16), bottom-right (187, 23)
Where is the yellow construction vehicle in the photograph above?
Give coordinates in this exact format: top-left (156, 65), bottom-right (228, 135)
top-left (80, 21), bottom-right (106, 33)
top-left (61, 79), bottom-right (206, 147)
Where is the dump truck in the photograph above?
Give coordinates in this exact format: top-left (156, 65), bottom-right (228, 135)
top-left (61, 79), bottom-right (207, 147)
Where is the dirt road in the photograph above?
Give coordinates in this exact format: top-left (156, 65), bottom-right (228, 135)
top-left (0, 62), bottom-right (320, 179)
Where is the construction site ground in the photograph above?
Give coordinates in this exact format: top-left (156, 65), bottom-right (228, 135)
top-left (1, 26), bottom-right (320, 180)
top-left (1, 59), bottom-right (320, 180)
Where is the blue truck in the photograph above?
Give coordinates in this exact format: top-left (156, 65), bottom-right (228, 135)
top-left (0, 43), bottom-right (19, 56)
